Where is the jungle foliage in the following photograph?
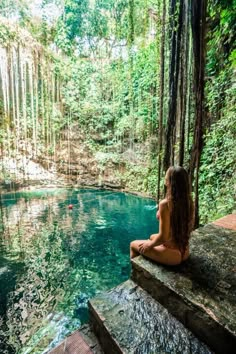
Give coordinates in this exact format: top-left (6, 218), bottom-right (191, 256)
top-left (199, 0), bottom-right (236, 222)
top-left (0, 0), bottom-right (235, 223)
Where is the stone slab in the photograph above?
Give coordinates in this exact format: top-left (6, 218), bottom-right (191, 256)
top-left (89, 279), bottom-right (212, 354)
top-left (48, 330), bottom-right (93, 354)
top-left (212, 214), bottom-right (236, 230)
top-left (47, 325), bottom-right (104, 354)
top-left (80, 324), bottom-right (104, 354)
top-left (131, 223), bottom-right (236, 354)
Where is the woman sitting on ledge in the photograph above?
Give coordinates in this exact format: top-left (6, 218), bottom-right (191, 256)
top-left (130, 166), bottom-right (194, 265)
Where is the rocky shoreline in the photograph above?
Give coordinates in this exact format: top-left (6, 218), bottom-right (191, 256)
top-left (0, 133), bottom-right (157, 199)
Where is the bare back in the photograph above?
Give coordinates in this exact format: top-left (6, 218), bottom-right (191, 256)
top-left (158, 199), bottom-right (184, 250)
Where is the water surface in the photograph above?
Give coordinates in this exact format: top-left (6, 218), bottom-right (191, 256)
top-left (0, 188), bottom-right (157, 353)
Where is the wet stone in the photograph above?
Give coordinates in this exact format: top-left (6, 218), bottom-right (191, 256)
top-left (79, 324), bottom-right (104, 354)
top-left (89, 279), bottom-right (212, 354)
top-left (131, 223), bottom-right (236, 354)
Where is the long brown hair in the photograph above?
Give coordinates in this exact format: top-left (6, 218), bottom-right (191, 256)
top-left (165, 166), bottom-right (194, 255)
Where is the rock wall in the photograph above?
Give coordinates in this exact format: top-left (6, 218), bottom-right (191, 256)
top-left (0, 126), bottom-right (156, 196)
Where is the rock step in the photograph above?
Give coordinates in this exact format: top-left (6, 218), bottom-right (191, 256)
top-left (80, 324), bottom-right (104, 354)
top-left (89, 279), bottom-right (212, 354)
top-left (47, 325), bottom-right (104, 354)
top-left (131, 223), bottom-right (236, 354)
top-left (48, 330), bottom-right (93, 354)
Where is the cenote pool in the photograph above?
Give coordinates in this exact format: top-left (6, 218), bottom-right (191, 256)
top-left (0, 188), bottom-right (157, 353)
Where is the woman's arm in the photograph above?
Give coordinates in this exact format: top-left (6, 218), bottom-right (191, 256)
top-left (139, 200), bottom-right (168, 253)
top-left (149, 233), bottom-right (164, 247)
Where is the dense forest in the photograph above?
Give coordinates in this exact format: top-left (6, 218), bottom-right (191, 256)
top-left (0, 0), bottom-right (235, 225)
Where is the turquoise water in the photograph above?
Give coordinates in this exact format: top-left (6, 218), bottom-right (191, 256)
top-left (0, 188), bottom-right (157, 353)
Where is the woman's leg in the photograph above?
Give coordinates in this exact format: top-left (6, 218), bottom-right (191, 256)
top-left (130, 234), bottom-right (158, 259)
top-left (130, 240), bottom-right (147, 258)
top-left (130, 241), bottom-right (185, 265)
top-left (130, 238), bottom-right (189, 265)
top-left (143, 245), bottom-right (189, 265)
top-left (149, 234), bottom-right (157, 240)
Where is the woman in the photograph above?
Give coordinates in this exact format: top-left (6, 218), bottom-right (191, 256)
top-left (130, 166), bottom-right (194, 265)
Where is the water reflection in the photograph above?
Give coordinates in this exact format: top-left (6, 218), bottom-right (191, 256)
top-left (0, 189), bottom-right (157, 353)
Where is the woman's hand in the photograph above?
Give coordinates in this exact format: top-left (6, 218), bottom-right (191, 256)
top-left (139, 240), bottom-right (152, 254)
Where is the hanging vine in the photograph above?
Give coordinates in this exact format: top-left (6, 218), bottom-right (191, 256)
top-left (157, 0), bottom-right (166, 201)
top-left (0, 19), bottom-right (63, 170)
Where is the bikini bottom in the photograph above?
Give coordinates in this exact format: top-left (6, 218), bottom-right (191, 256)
top-left (162, 243), bottom-right (186, 261)
top-left (162, 242), bottom-right (180, 251)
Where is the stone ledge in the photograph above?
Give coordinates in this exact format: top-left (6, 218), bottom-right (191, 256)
top-left (89, 279), bottom-right (212, 354)
top-left (48, 330), bottom-right (93, 354)
top-left (212, 214), bottom-right (236, 230)
top-left (80, 324), bottom-right (104, 354)
top-left (47, 325), bottom-right (104, 354)
top-left (131, 223), bottom-right (236, 354)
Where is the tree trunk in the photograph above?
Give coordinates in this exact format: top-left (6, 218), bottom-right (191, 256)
top-left (179, 0), bottom-right (190, 166)
top-left (189, 0), bottom-right (207, 227)
top-left (157, 0), bottom-right (166, 201)
top-left (128, 0), bottom-right (135, 149)
top-left (163, 0), bottom-right (184, 172)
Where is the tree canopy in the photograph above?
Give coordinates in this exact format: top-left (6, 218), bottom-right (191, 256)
top-left (0, 0), bottom-right (235, 224)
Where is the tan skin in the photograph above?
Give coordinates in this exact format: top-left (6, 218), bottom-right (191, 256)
top-left (130, 174), bottom-right (190, 266)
